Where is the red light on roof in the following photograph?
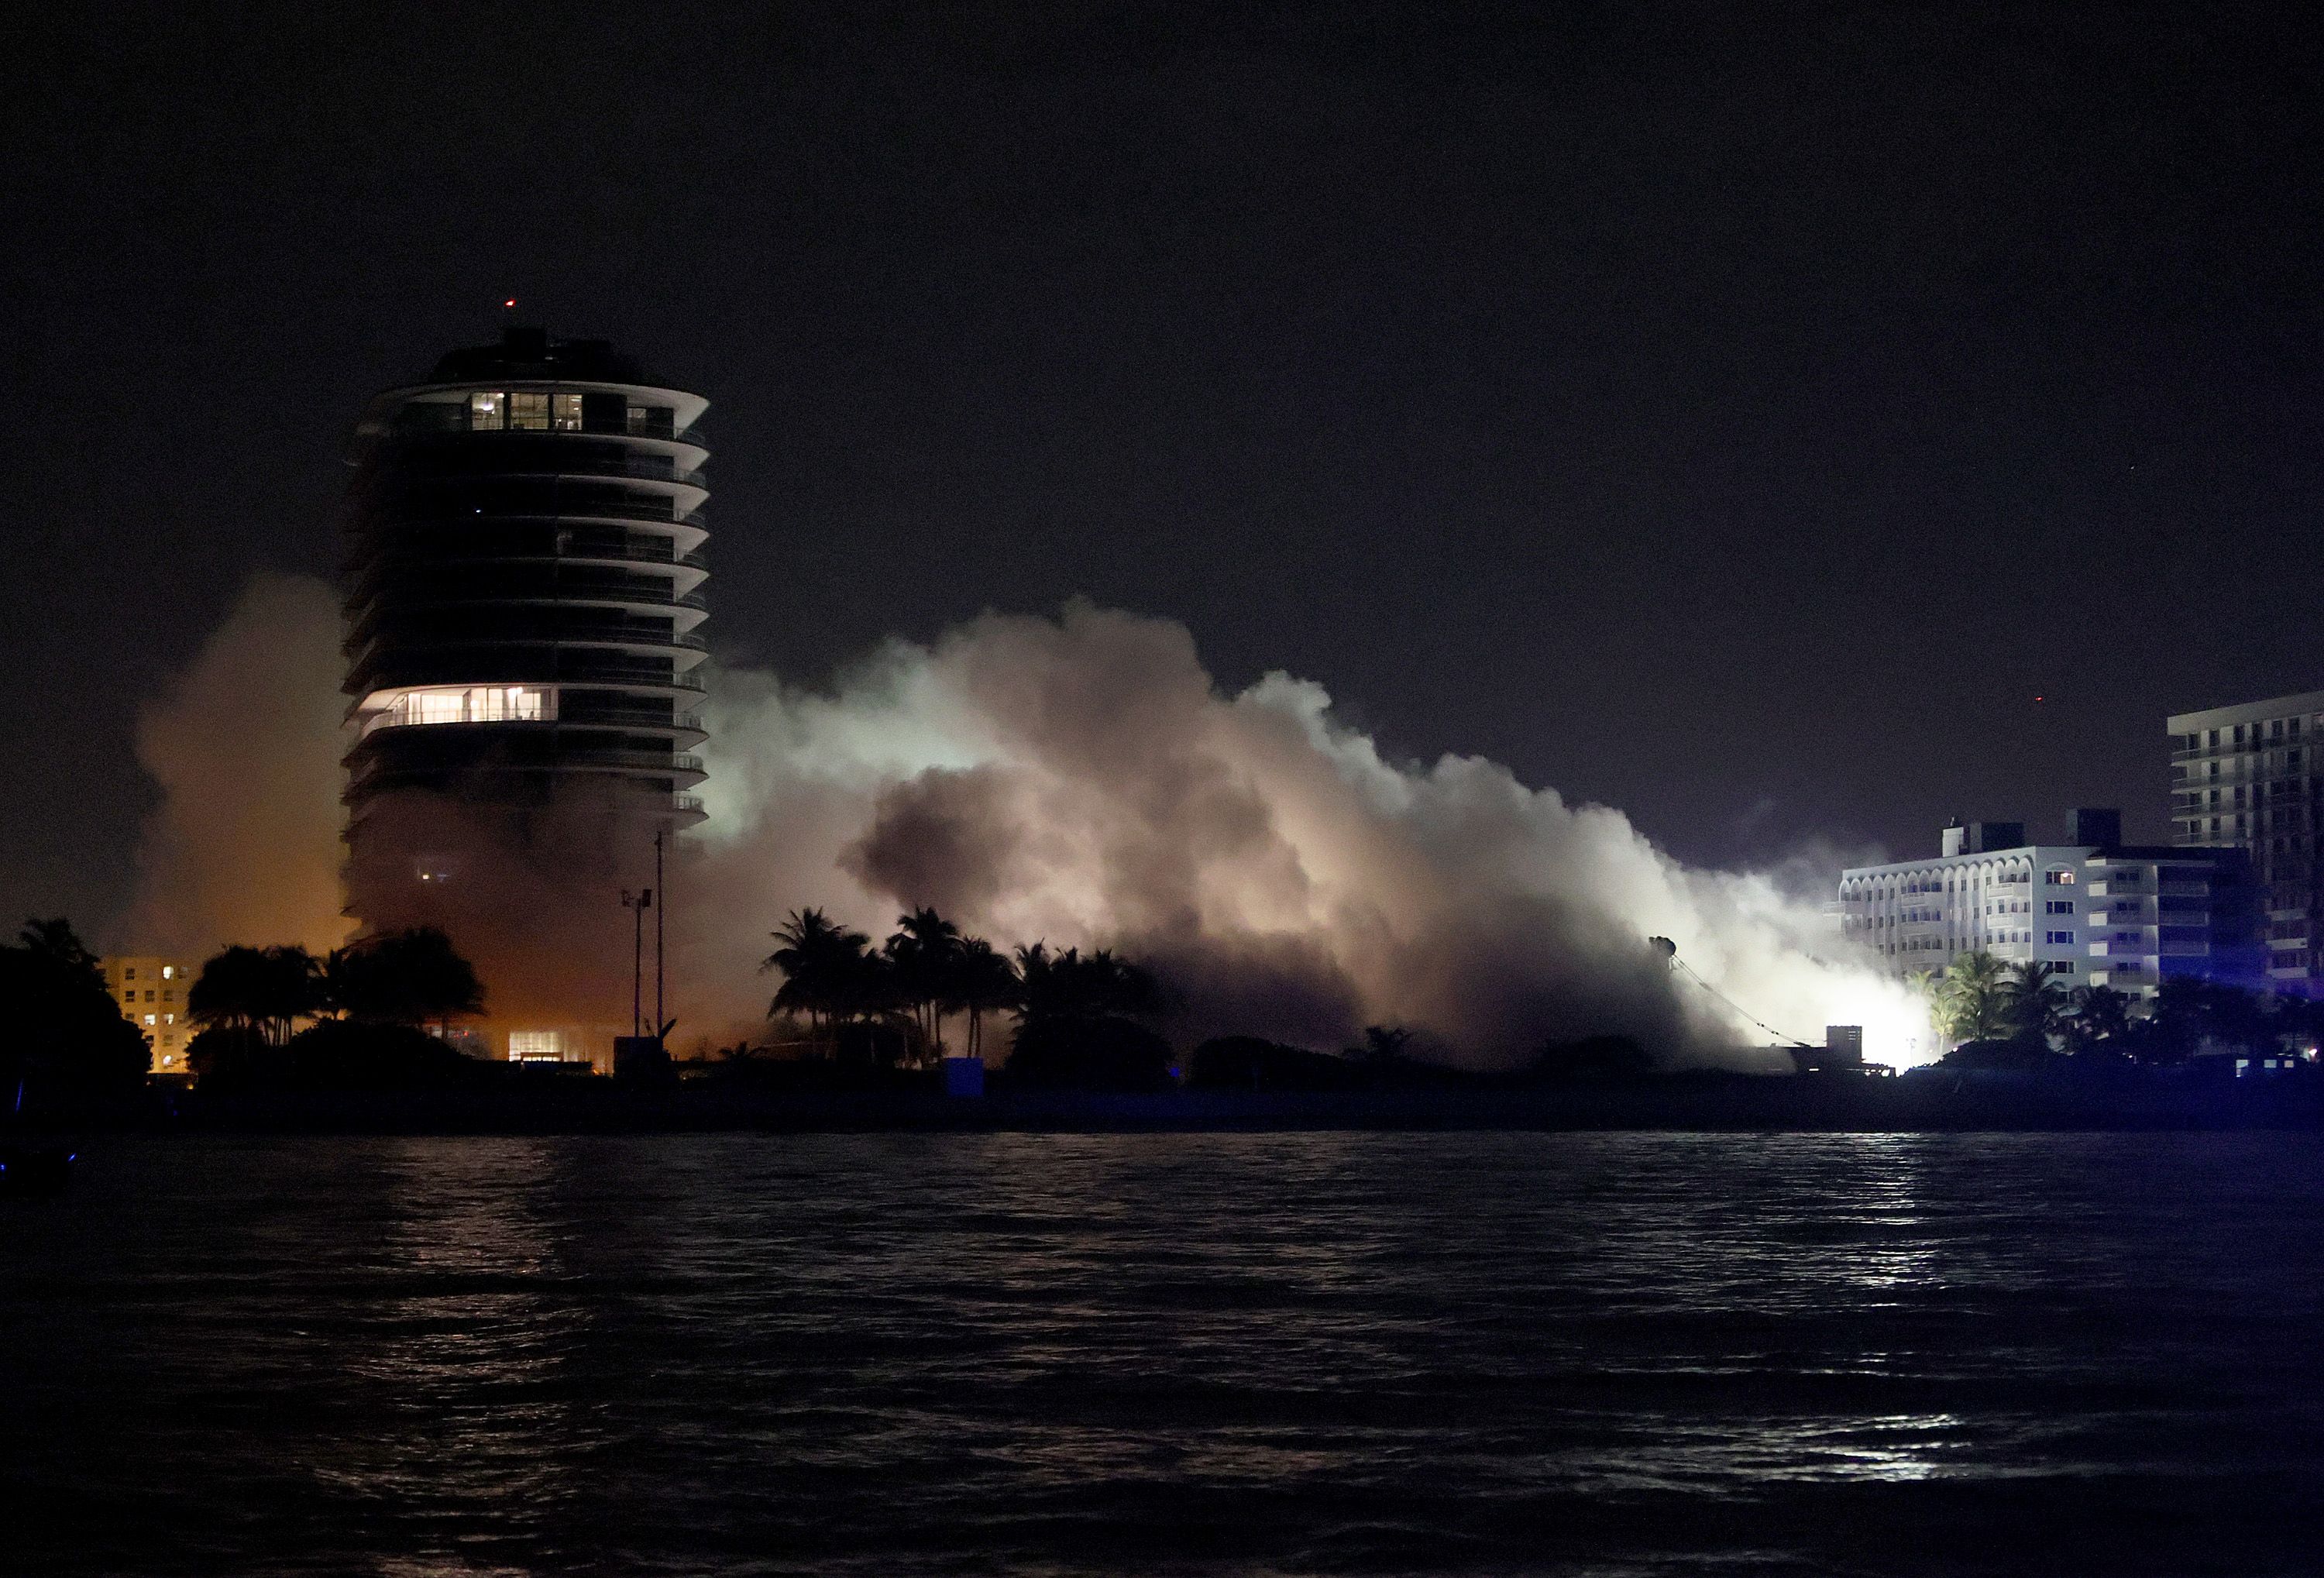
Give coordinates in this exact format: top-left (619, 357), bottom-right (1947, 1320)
top-left (503, 297), bottom-right (517, 308)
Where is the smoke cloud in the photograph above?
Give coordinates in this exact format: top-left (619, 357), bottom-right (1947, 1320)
top-left (121, 572), bottom-right (353, 959)
top-left (686, 600), bottom-right (1927, 1066)
top-left (125, 575), bottom-right (1927, 1067)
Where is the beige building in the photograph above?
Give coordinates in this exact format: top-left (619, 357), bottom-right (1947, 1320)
top-left (101, 956), bottom-right (195, 1078)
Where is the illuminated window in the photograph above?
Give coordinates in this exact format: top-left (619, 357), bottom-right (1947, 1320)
top-left (554, 393), bottom-right (583, 431)
top-left (510, 391), bottom-right (551, 429)
top-left (469, 391), bottom-right (504, 429)
top-left (509, 1030), bottom-right (566, 1062)
top-left (143, 1013), bottom-right (157, 1026)
top-left (161, 965), bottom-right (174, 979)
top-left (366, 685), bottom-right (552, 732)
top-left (2045, 868), bottom-right (2076, 885)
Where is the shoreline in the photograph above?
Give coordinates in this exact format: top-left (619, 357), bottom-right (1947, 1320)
top-left (73, 1072), bottom-right (2324, 1136)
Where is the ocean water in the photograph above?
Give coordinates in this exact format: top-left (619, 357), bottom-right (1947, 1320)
top-left (4, 1132), bottom-right (2320, 1576)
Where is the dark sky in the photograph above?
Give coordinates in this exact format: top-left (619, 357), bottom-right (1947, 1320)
top-left (5, 2), bottom-right (2322, 933)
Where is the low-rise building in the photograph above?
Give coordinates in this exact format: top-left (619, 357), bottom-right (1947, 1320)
top-left (99, 955), bottom-right (196, 1077)
top-left (1837, 810), bottom-right (2262, 998)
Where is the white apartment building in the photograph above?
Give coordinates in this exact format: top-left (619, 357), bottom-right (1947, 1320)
top-left (1837, 810), bottom-right (2260, 999)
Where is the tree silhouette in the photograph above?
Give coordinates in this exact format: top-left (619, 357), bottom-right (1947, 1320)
top-left (762, 908), bottom-right (873, 1051)
top-left (189, 944), bottom-right (319, 1046)
top-left (1937, 951), bottom-right (2012, 1043)
top-left (1, 917), bottom-right (149, 1098)
top-left (325, 928), bottom-right (484, 1030)
top-left (1014, 943), bottom-right (1160, 1024)
top-left (884, 907), bottom-right (962, 1062)
top-left (947, 937), bottom-right (1021, 1062)
top-left (2003, 960), bottom-right (2068, 1046)
top-left (2064, 982), bottom-right (2134, 1052)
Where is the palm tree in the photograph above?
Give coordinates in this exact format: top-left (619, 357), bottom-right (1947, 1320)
top-left (1937, 951), bottom-right (2012, 1045)
top-left (18, 918), bottom-right (100, 982)
top-left (325, 928), bottom-right (483, 1033)
top-left (761, 909), bottom-right (871, 1052)
top-left (2002, 960), bottom-right (2068, 1047)
top-left (1015, 943), bottom-right (1161, 1024)
top-left (947, 937), bottom-right (1021, 1063)
top-left (189, 944), bottom-right (318, 1046)
top-left (884, 908), bottom-right (962, 1063)
top-left (2064, 982), bottom-right (2133, 1053)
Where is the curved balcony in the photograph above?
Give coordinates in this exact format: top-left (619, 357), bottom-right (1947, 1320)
top-left (345, 640), bottom-right (707, 703)
top-left (346, 548), bottom-right (709, 606)
top-left (345, 590), bottom-right (708, 654)
top-left (373, 495), bottom-right (709, 531)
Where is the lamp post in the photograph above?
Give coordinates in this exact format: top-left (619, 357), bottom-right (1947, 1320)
top-left (621, 888), bottom-right (652, 1038)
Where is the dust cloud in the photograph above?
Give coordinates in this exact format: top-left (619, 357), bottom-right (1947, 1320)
top-left (119, 572), bottom-right (353, 959)
top-left (124, 576), bottom-right (1926, 1065)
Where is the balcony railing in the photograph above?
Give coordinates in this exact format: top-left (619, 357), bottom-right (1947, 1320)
top-left (673, 794), bottom-right (704, 815)
top-left (567, 666), bottom-right (705, 692)
top-left (380, 497), bottom-right (708, 529)
top-left (409, 459), bottom-right (709, 489)
top-left (553, 749), bottom-right (706, 774)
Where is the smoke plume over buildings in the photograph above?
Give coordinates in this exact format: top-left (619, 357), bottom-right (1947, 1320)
top-left (127, 575), bottom-right (1927, 1066)
top-left (690, 600), bottom-right (1926, 1064)
top-left (121, 573), bottom-right (353, 960)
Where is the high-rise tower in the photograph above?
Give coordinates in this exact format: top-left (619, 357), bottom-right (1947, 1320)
top-left (341, 327), bottom-right (709, 1064)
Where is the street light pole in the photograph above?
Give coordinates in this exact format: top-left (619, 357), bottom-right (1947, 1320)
top-left (621, 888), bottom-right (651, 1038)
top-left (655, 827), bottom-right (665, 1041)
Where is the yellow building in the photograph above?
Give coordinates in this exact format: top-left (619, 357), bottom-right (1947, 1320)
top-left (101, 956), bottom-right (195, 1078)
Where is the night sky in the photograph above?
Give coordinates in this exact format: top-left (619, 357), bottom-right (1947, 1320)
top-left (6, 2), bottom-right (2321, 935)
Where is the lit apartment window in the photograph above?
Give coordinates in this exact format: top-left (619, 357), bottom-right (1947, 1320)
top-left (368, 684), bottom-right (552, 731)
top-left (2045, 868), bottom-right (2076, 885)
top-left (554, 393), bottom-right (583, 431)
top-left (469, 391), bottom-right (504, 429)
top-left (143, 1013), bottom-right (157, 1026)
top-left (510, 391), bottom-right (551, 430)
top-left (161, 965), bottom-right (174, 979)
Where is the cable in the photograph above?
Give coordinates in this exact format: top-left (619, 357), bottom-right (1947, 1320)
top-left (1669, 957), bottom-right (1813, 1047)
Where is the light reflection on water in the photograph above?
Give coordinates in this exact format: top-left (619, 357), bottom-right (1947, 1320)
top-left (5, 1131), bottom-right (2322, 1576)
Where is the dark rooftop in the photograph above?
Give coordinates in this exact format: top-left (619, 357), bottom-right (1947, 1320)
top-left (430, 325), bottom-right (650, 385)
